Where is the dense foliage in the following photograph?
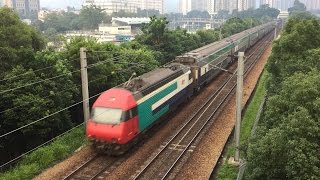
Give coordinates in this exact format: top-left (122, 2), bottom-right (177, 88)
top-left (0, 4), bottom-right (278, 175)
top-left (135, 16), bottom-right (263, 64)
top-left (0, 7), bottom-right (159, 167)
top-left (289, 0), bottom-right (307, 14)
top-left (232, 4), bottom-right (280, 21)
top-left (246, 12), bottom-right (320, 179)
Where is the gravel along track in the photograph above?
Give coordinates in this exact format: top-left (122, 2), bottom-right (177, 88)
top-left (176, 37), bottom-right (274, 180)
top-left (129, 31), bottom-right (274, 180)
top-left (35, 31), bottom-right (274, 180)
top-left (62, 154), bottom-right (118, 180)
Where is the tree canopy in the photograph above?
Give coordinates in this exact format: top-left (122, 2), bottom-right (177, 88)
top-left (0, 7), bottom-right (44, 78)
top-left (289, 0), bottom-right (307, 14)
top-left (246, 12), bottom-right (320, 179)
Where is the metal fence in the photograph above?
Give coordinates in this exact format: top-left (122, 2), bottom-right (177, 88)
top-left (236, 95), bottom-right (266, 180)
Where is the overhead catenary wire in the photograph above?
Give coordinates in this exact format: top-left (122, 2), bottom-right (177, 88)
top-left (0, 55), bottom-right (131, 95)
top-left (0, 56), bottom-right (143, 116)
top-left (0, 62), bottom-right (144, 138)
top-left (0, 64), bottom-right (144, 168)
top-left (0, 123), bottom-right (84, 169)
top-left (0, 57), bottom-right (80, 83)
top-left (0, 92), bottom-right (103, 139)
top-left (0, 69), bottom-right (82, 95)
top-left (0, 74), bottom-right (107, 115)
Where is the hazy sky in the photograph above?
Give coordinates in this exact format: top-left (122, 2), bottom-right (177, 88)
top-left (165, 0), bottom-right (178, 12)
top-left (40, 0), bottom-right (83, 9)
top-left (40, 0), bottom-right (179, 12)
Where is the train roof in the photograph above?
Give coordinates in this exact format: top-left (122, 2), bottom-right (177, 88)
top-left (177, 22), bottom-right (274, 61)
top-left (123, 63), bottom-right (189, 99)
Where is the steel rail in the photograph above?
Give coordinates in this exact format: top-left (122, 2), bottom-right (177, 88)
top-left (133, 30), bottom-right (274, 180)
top-left (161, 31), bottom-right (274, 180)
top-left (63, 154), bottom-right (119, 180)
top-left (63, 154), bottom-right (100, 180)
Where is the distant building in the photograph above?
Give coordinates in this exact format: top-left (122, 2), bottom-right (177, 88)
top-left (83, 0), bottom-right (164, 14)
top-left (191, 0), bottom-right (207, 11)
top-left (229, 0), bottom-right (238, 13)
top-left (4, 0), bottom-right (40, 17)
top-left (38, 9), bottom-right (49, 21)
top-left (237, 0), bottom-right (255, 11)
top-left (178, 0), bottom-right (192, 15)
top-left (142, 0), bottom-right (163, 14)
top-left (99, 25), bottom-right (131, 35)
top-left (83, 0), bottom-right (138, 14)
top-left (302, 0), bottom-right (320, 10)
top-left (278, 11), bottom-right (289, 19)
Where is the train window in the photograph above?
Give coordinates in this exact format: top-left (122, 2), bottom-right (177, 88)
top-left (92, 107), bottom-right (122, 125)
top-left (122, 107), bottom-right (138, 122)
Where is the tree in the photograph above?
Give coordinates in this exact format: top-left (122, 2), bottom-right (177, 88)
top-left (247, 107), bottom-right (320, 179)
top-left (217, 10), bottom-right (230, 19)
top-left (136, 16), bottom-right (169, 48)
top-left (43, 12), bottom-right (80, 32)
top-left (289, 0), bottom-right (307, 14)
top-left (196, 29), bottom-right (219, 46)
top-left (137, 8), bottom-right (160, 17)
top-left (79, 5), bottom-right (105, 30)
top-left (266, 16), bottom-right (320, 93)
top-left (186, 10), bottom-right (210, 18)
top-left (0, 7), bottom-right (44, 78)
top-left (0, 52), bottom-right (77, 165)
top-left (247, 14), bottom-right (320, 179)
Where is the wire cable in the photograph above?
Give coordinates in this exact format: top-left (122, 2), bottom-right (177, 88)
top-left (0, 70), bottom-right (82, 94)
top-left (0, 72), bottom-right (133, 139)
top-left (0, 55), bottom-right (133, 94)
top-left (0, 92), bottom-right (102, 139)
top-left (0, 123), bottom-right (84, 169)
top-left (0, 58), bottom-right (80, 83)
top-left (0, 70), bottom-right (123, 115)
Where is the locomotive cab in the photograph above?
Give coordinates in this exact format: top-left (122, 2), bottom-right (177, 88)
top-left (86, 88), bottom-right (139, 148)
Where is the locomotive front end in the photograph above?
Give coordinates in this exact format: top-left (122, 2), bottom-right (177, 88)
top-left (86, 88), bottom-right (139, 153)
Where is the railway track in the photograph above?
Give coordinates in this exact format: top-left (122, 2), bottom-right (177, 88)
top-left (63, 154), bottom-right (122, 180)
top-left (132, 31), bottom-right (274, 180)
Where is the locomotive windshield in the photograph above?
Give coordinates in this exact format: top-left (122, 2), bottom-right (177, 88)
top-left (92, 107), bottom-right (122, 124)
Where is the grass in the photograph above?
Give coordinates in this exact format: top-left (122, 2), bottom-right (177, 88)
top-left (0, 125), bottom-right (86, 180)
top-left (216, 71), bottom-right (267, 180)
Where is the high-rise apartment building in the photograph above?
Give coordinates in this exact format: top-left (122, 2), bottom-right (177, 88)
top-left (207, 0), bottom-right (216, 14)
top-left (215, 0), bottom-right (229, 11)
top-left (83, 0), bottom-right (139, 14)
top-left (229, 0), bottom-right (238, 12)
top-left (4, 0), bottom-right (40, 17)
top-left (143, 0), bottom-right (164, 14)
top-left (260, 0), bottom-right (295, 11)
top-left (260, 0), bottom-right (275, 7)
top-left (301, 0), bottom-right (320, 10)
top-left (191, 0), bottom-right (207, 11)
top-left (83, 0), bottom-right (164, 14)
top-left (178, 0), bottom-right (192, 15)
top-left (207, 0), bottom-right (229, 15)
top-left (237, 0), bottom-right (255, 11)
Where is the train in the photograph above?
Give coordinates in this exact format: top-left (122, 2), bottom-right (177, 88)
top-left (86, 21), bottom-right (275, 155)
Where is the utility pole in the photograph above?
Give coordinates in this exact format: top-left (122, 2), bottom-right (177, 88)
top-left (274, 22), bottom-right (277, 40)
top-left (80, 47), bottom-right (90, 122)
top-left (235, 52), bottom-right (244, 162)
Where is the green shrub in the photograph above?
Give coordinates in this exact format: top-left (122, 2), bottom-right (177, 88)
top-left (0, 125), bottom-right (86, 179)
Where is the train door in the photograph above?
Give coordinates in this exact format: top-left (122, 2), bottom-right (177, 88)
top-left (125, 107), bottom-right (138, 138)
